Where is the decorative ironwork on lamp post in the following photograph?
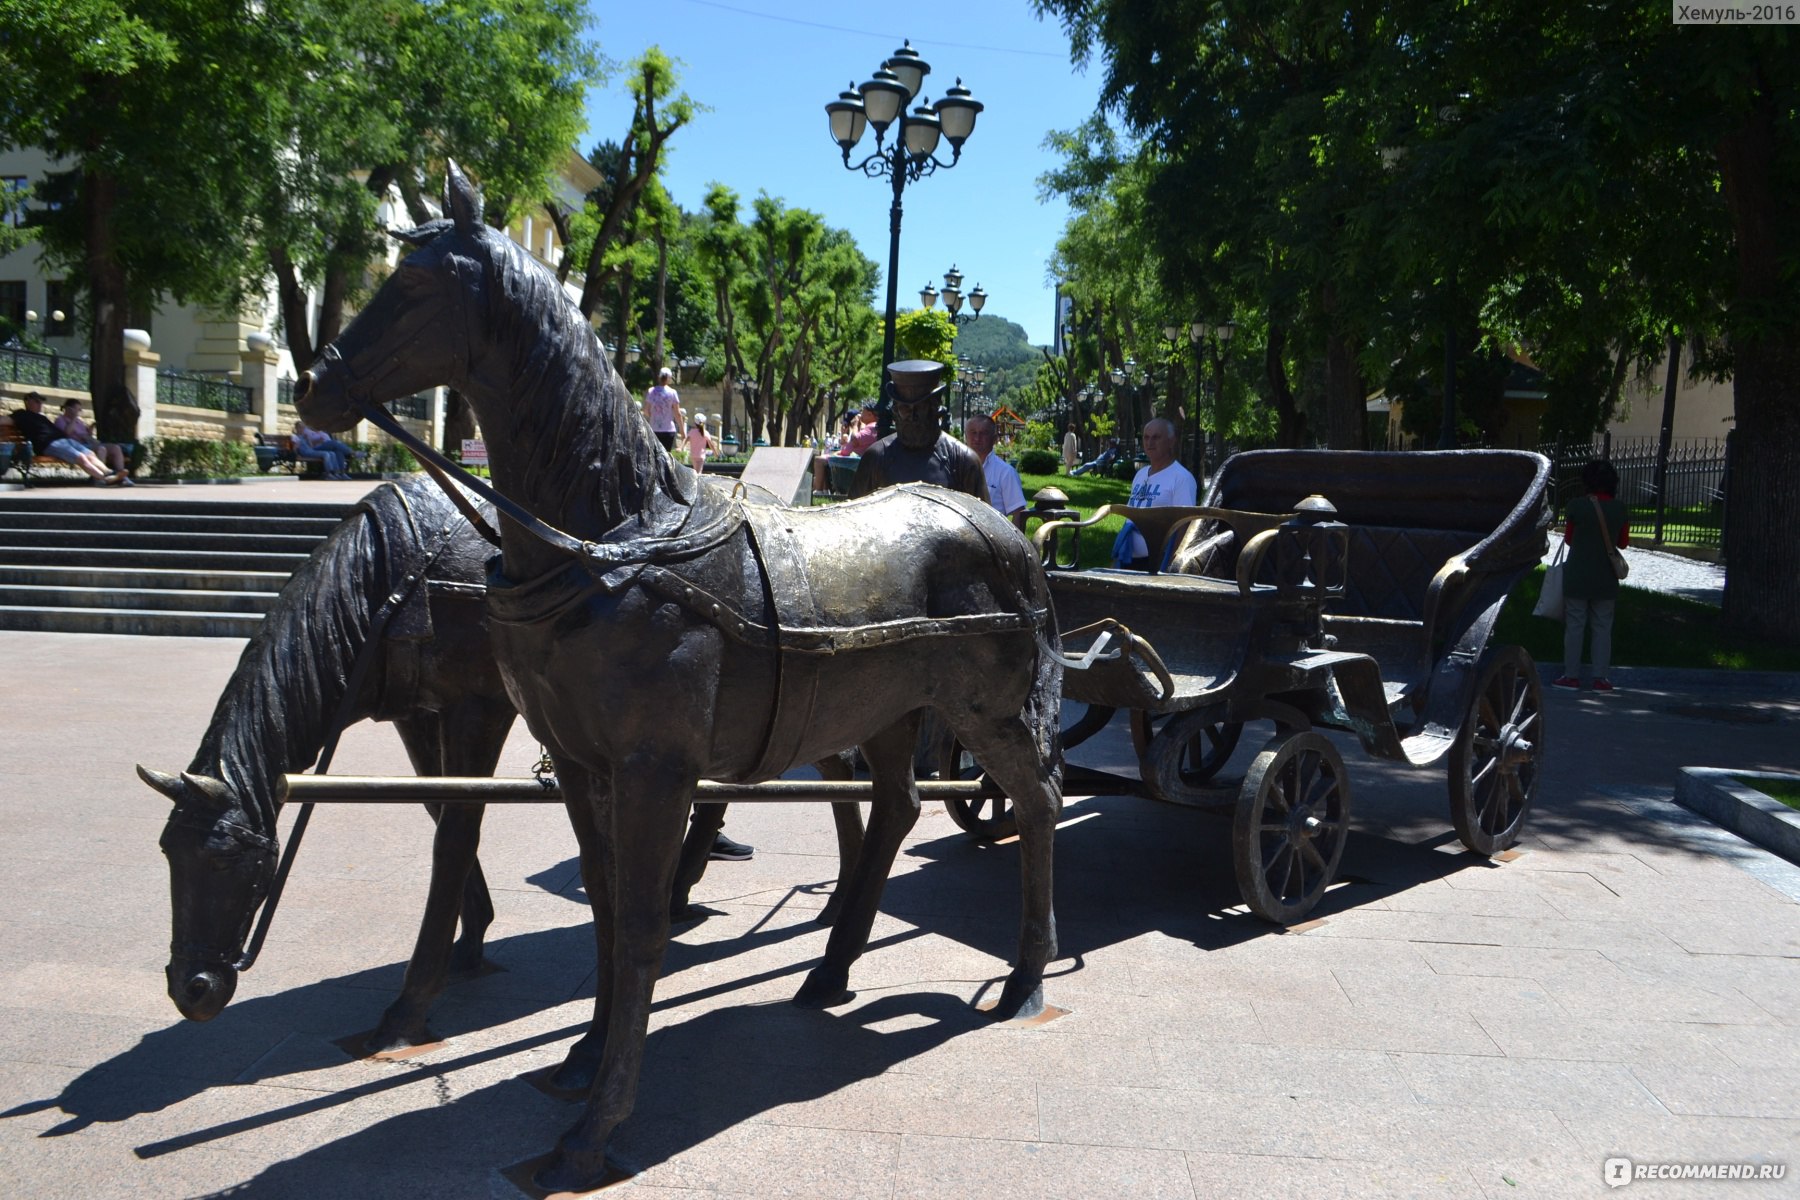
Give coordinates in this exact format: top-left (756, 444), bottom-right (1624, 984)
top-left (825, 41), bottom-right (984, 434)
top-left (952, 353), bottom-right (987, 430)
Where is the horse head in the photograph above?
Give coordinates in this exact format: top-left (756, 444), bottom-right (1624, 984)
top-left (139, 764), bottom-right (277, 1021)
top-left (296, 161), bottom-right (494, 433)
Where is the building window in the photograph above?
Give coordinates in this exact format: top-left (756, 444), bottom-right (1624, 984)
top-left (45, 280), bottom-right (74, 337)
top-left (0, 177), bottom-right (26, 228)
top-left (0, 280), bottom-right (26, 338)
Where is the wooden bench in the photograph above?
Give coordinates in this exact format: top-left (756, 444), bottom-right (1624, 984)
top-left (254, 433), bottom-right (324, 477)
top-left (0, 416), bottom-right (77, 482)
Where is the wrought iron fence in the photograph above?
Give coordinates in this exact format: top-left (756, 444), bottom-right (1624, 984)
top-left (1, 346), bottom-right (89, 392)
top-left (1538, 434), bottom-right (1728, 550)
top-left (392, 391), bottom-right (433, 421)
top-left (159, 368), bottom-right (252, 414)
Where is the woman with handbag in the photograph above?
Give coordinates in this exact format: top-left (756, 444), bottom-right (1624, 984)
top-left (1553, 458), bottom-right (1631, 693)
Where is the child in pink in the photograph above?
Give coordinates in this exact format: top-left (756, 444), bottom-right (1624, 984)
top-left (685, 416), bottom-right (717, 474)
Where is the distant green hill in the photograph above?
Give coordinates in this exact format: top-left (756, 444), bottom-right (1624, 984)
top-left (950, 315), bottom-right (1045, 410)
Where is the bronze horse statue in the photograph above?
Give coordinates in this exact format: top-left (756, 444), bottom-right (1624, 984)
top-left (138, 478), bottom-right (517, 1053)
top-left (297, 164), bottom-right (1063, 1192)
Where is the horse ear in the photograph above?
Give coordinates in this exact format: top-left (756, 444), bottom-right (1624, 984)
top-left (389, 224), bottom-right (436, 248)
top-left (444, 160), bottom-right (482, 233)
top-left (137, 764), bottom-right (184, 805)
top-left (179, 771), bottom-right (236, 812)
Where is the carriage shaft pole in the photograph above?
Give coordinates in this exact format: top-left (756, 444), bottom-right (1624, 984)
top-left (278, 774), bottom-right (1006, 804)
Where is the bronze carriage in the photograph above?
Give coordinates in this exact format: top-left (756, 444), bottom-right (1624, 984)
top-left (1013, 448), bottom-right (1553, 923)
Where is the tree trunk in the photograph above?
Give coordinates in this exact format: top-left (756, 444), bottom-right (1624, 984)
top-left (440, 388), bottom-right (477, 455)
top-left (270, 247), bottom-right (314, 370)
top-left (1323, 328), bottom-right (1364, 450)
top-left (652, 230), bottom-right (668, 367)
top-left (1264, 323), bottom-right (1304, 448)
top-left (1717, 76), bottom-right (1800, 644)
top-left (83, 165), bottom-right (135, 444)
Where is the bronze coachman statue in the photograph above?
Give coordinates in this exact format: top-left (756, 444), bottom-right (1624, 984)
top-left (848, 359), bottom-right (985, 501)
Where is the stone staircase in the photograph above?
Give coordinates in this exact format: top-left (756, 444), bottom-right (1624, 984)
top-left (0, 494), bottom-right (352, 636)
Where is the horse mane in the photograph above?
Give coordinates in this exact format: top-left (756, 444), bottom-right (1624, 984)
top-left (187, 483), bottom-right (421, 834)
top-left (473, 227), bottom-right (691, 537)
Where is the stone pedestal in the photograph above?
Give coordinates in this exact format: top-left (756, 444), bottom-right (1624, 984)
top-left (123, 329), bottom-right (160, 442)
top-left (241, 336), bottom-right (283, 436)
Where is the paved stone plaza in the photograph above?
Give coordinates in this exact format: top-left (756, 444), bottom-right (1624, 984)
top-left (2, 625), bottom-right (1798, 1198)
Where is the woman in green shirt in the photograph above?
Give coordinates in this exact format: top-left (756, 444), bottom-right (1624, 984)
top-left (1553, 459), bottom-right (1629, 693)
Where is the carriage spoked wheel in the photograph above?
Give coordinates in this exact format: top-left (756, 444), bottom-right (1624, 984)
top-left (1131, 707), bottom-right (1244, 806)
top-left (1448, 645), bottom-right (1542, 856)
top-left (942, 740), bottom-right (1018, 841)
top-left (1232, 730), bottom-right (1350, 924)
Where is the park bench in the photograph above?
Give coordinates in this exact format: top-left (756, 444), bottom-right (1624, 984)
top-left (254, 433), bottom-right (324, 477)
top-left (0, 414), bottom-right (77, 482)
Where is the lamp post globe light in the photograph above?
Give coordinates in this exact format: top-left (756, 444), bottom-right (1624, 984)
top-left (825, 41), bottom-right (984, 434)
top-left (920, 263), bottom-right (987, 327)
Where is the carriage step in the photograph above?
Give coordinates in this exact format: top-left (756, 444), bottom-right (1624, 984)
top-left (0, 583), bottom-right (279, 614)
top-left (0, 603), bottom-right (264, 637)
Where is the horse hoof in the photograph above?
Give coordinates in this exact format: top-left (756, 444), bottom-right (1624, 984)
top-left (988, 976), bottom-right (1045, 1023)
top-left (549, 1045), bottom-right (602, 1095)
top-left (366, 1013), bottom-right (432, 1054)
top-left (533, 1148), bottom-right (613, 1194)
top-left (792, 966), bottom-right (852, 1009)
top-left (447, 946), bottom-right (488, 978)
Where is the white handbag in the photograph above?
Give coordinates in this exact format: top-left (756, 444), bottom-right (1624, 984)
top-left (1533, 541), bottom-right (1566, 620)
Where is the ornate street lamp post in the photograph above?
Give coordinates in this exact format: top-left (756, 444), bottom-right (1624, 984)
top-left (951, 353), bottom-right (986, 430)
top-left (920, 263), bottom-right (987, 327)
top-left (826, 42), bottom-right (983, 434)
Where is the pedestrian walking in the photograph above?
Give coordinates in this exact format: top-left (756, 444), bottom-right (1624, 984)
top-left (1553, 459), bottom-right (1630, 693)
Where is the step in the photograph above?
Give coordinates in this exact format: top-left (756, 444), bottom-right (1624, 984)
top-left (0, 564), bottom-right (293, 593)
top-left (0, 510), bottom-right (344, 536)
top-left (0, 496), bottom-right (354, 520)
top-left (0, 583), bottom-right (278, 614)
top-left (0, 527), bottom-right (325, 554)
top-left (0, 604), bottom-right (264, 637)
top-left (0, 545), bottom-right (311, 574)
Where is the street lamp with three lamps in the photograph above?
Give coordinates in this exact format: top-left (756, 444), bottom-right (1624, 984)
top-left (920, 264), bottom-right (987, 327)
top-left (825, 40), bottom-right (984, 433)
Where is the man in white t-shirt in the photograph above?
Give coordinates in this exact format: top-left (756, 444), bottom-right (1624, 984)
top-left (964, 413), bottom-right (1027, 532)
top-left (1124, 417), bottom-right (1197, 567)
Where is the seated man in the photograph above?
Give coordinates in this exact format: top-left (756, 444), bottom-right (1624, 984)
top-left (293, 420), bottom-right (360, 479)
top-left (10, 392), bottom-right (128, 485)
top-left (1071, 437), bottom-right (1120, 477)
top-left (1117, 418), bottom-right (1197, 569)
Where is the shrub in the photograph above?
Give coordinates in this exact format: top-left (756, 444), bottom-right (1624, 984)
top-left (355, 441), bottom-right (420, 474)
top-left (143, 437), bottom-right (257, 479)
top-left (1020, 420), bottom-right (1056, 452)
top-left (1017, 447), bottom-right (1060, 475)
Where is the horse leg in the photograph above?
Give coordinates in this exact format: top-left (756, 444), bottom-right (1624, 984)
top-left (794, 715), bottom-right (922, 1008)
top-left (669, 801), bottom-right (727, 918)
top-left (438, 699), bottom-right (514, 973)
top-left (367, 712), bottom-right (488, 1052)
top-left (538, 756), bottom-right (693, 1194)
top-left (548, 766), bottom-right (615, 1095)
top-left (949, 714), bottom-right (1061, 1021)
top-left (817, 751), bottom-right (864, 927)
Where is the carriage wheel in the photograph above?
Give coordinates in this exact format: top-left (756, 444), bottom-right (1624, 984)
top-left (1232, 731), bottom-right (1350, 925)
top-left (942, 741), bottom-right (1018, 841)
top-left (1132, 708), bottom-right (1244, 806)
top-left (1448, 645), bottom-right (1542, 856)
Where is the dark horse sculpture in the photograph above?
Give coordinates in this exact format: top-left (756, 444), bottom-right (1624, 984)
top-left (297, 165), bottom-right (1063, 1191)
top-left (138, 478), bottom-right (517, 1053)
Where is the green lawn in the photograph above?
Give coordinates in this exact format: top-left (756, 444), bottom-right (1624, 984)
top-left (1493, 567), bottom-right (1800, 672)
top-left (1021, 470), bottom-right (1132, 569)
top-left (1733, 775), bottom-right (1800, 811)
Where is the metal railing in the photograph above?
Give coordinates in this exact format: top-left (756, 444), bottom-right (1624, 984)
top-left (159, 368), bottom-right (252, 414)
top-left (1, 345), bottom-right (89, 392)
top-left (1539, 434), bottom-right (1728, 550)
top-left (392, 391), bottom-right (432, 420)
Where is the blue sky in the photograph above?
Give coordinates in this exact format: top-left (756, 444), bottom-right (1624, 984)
top-left (580, 0), bottom-right (1104, 348)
